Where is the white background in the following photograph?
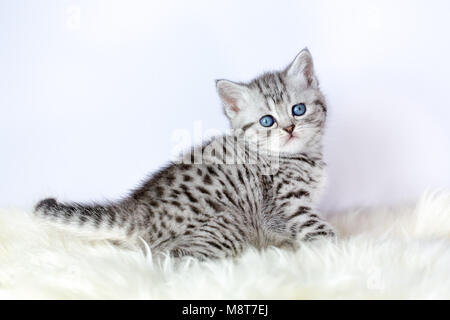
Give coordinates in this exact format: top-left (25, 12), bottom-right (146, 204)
top-left (1, 0), bottom-right (449, 212)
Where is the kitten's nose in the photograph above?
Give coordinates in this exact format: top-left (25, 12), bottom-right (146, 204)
top-left (283, 125), bottom-right (295, 134)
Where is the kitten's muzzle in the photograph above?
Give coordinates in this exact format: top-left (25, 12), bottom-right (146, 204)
top-left (283, 125), bottom-right (295, 134)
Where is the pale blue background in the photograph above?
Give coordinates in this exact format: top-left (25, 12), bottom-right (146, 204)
top-left (1, 0), bottom-right (449, 212)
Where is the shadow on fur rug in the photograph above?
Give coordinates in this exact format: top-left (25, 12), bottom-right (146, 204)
top-left (0, 190), bottom-right (449, 299)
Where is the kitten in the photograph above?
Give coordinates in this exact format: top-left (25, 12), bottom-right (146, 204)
top-left (35, 48), bottom-right (336, 259)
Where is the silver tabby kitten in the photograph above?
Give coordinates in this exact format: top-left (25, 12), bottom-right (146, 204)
top-left (35, 48), bottom-right (336, 259)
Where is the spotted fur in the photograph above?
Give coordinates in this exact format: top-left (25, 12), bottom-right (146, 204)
top-left (35, 48), bottom-right (336, 259)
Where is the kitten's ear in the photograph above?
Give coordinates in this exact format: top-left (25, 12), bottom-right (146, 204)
top-left (216, 79), bottom-right (249, 119)
top-left (286, 48), bottom-right (318, 88)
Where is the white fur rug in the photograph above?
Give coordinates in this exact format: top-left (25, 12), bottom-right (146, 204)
top-left (0, 190), bottom-right (449, 299)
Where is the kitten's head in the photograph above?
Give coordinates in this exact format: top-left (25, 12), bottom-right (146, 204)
top-left (216, 48), bottom-right (326, 155)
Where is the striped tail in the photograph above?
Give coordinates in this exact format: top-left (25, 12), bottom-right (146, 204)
top-left (34, 198), bottom-right (136, 242)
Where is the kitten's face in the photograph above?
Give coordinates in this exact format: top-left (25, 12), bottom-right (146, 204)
top-left (217, 49), bottom-right (326, 155)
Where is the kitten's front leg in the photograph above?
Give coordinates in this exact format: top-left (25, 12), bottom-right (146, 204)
top-left (267, 200), bottom-right (336, 246)
top-left (288, 206), bottom-right (336, 242)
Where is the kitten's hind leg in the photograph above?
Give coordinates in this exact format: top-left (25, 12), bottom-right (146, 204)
top-left (168, 218), bottom-right (248, 260)
top-left (169, 240), bottom-right (230, 260)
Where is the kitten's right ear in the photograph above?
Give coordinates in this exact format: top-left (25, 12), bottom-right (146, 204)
top-left (286, 48), bottom-right (318, 88)
top-left (216, 79), bottom-right (249, 119)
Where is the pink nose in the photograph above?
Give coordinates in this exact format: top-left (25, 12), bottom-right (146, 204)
top-left (283, 125), bottom-right (295, 134)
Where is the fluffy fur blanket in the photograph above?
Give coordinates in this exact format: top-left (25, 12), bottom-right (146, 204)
top-left (0, 190), bottom-right (449, 299)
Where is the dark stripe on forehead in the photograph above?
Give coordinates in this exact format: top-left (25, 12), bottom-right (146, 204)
top-left (255, 80), bottom-right (264, 94)
top-left (264, 98), bottom-right (271, 111)
top-left (255, 80), bottom-right (271, 111)
top-left (270, 94), bottom-right (276, 105)
top-left (251, 72), bottom-right (293, 107)
top-left (260, 76), bottom-right (273, 96)
top-left (264, 73), bottom-right (283, 104)
top-left (277, 73), bottom-right (286, 91)
top-left (277, 73), bottom-right (289, 101)
top-left (274, 73), bottom-right (284, 102)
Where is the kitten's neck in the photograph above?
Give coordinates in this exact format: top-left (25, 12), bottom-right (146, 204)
top-left (261, 140), bottom-right (324, 162)
top-left (232, 128), bottom-right (324, 160)
top-left (282, 141), bottom-right (323, 159)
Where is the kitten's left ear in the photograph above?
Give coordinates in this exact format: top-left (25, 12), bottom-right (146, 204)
top-left (216, 79), bottom-right (250, 119)
top-left (286, 48), bottom-right (318, 88)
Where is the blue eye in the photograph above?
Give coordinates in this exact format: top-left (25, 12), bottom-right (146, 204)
top-left (292, 103), bottom-right (306, 116)
top-left (259, 115), bottom-right (275, 127)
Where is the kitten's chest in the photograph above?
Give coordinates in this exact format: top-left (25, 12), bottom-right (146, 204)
top-left (270, 158), bottom-right (326, 201)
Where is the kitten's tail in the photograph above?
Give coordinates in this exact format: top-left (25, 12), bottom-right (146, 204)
top-left (34, 198), bottom-right (137, 242)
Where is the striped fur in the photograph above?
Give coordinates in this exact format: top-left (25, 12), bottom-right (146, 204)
top-left (34, 48), bottom-right (336, 259)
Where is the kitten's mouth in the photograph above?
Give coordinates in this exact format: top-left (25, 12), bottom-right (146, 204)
top-left (284, 134), bottom-right (297, 144)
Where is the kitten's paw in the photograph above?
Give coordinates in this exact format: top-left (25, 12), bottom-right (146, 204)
top-left (302, 226), bottom-right (336, 242)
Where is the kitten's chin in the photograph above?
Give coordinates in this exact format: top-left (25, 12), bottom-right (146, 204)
top-left (260, 138), bottom-right (306, 156)
top-left (245, 135), bottom-right (308, 156)
top-left (280, 140), bottom-right (305, 154)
